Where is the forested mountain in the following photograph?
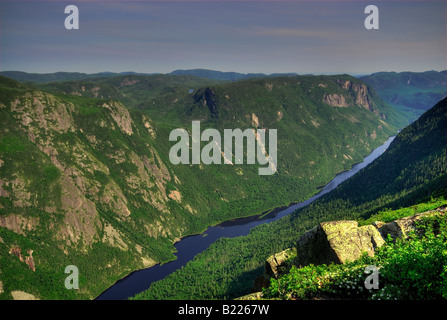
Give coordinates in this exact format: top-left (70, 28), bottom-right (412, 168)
top-left (0, 71), bottom-right (155, 84)
top-left (0, 72), bottom-right (408, 299)
top-left (0, 69), bottom-right (297, 84)
top-left (133, 97), bottom-right (447, 300)
top-left (168, 69), bottom-right (264, 81)
top-left (360, 70), bottom-right (447, 120)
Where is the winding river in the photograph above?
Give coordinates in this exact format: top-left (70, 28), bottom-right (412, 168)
top-left (96, 136), bottom-right (395, 300)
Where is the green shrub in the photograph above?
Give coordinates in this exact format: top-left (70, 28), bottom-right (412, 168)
top-left (371, 214), bottom-right (447, 299)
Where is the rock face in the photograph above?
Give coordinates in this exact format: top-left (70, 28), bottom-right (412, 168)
top-left (296, 221), bottom-right (385, 267)
top-left (323, 93), bottom-right (348, 107)
top-left (8, 246), bottom-right (36, 271)
top-left (336, 79), bottom-right (376, 113)
top-left (0, 214), bottom-right (38, 236)
top-left (101, 101), bottom-right (133, 135)
top-left (265, 248), bottom-right (296, 279)
top-left (193, 87), bottom-right (218, 118)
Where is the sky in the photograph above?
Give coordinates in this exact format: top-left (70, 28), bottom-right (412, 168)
top-left (0, 0), bottom-right (446, 75)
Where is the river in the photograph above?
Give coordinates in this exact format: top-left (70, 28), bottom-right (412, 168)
top-left (96, 135), bottom-right (395, 300)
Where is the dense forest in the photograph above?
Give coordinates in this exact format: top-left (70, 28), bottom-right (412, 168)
top-left (0, 72), bottom-right (409, 299)
top-left (133, 97), bottom-right (447, 300)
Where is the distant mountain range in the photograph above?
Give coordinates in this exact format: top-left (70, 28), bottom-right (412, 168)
top-left (0, 71), bottom-right (157, 84)
top-left (0, 69), bottom-right (299, 84)
top-left (360, 70), bottom-right (447, 115)
top-left (169, 69), bottom-right (299, 81)
top-left (2, 69), bottom-right (445, 120)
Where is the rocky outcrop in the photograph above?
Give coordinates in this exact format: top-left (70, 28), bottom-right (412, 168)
top-left (193, 87), bottom-right (218, 118)
top-left (336, 79), bottom-right (377, 114)
top-left (249, 207), bottom-right (447, 299)
top-left (102, 101), bottom-right (133, 135)
top-left (263, 207), bottom-right (447, 282)
top-left (265, 248), bottom-right (296, 279)
top-left (1, 87), bottom-right (184, 249)
top-left (353, 83), bottom-right (374, 112)
top-left (9, 246), bottom-right (35, 271)
top-left (236, 292), bottom-right (264, 300)
top-left (0, 214), bottom-right (38, 236)
top-left (323, 93), bottom-right (348, 107)
top-left (119, 78), bottom-right (139, 88)
top-left (10, 290), bottom-right (39, 300)
top-left (376, 205), bottom-right (447, 241)
top-left (296, 221), bottom-right (384, 267)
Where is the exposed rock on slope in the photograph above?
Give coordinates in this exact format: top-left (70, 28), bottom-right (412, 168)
top-left (240, 207), bottom-right (447, 300)
top-left (101, 101), bottom-right (133, 135)
top-left (263, 206), bottom-right (446, 283)
top-left (193, 87), bottom-right (218, 118)
top-left (377, 205), bottom-right (447, 241)
top-left (0, 215), bottom-right (38, 236)
top-left (0, 77), bottom-right (188, 299)
top-left (296, 220), bottom-right (384, 267)
top-left (265, 248), bottom-right (296, 279)
top-left (9, 247), bottom-right (35, 271)
top-left (323, 93), bottom-right (348, 107)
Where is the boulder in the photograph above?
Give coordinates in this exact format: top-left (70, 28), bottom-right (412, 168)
top-left (265, 248), bottom-right (296, 279)
top-left (296, 220), bottom-right (384, 266)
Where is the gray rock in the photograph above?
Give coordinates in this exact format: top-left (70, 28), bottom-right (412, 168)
top-left (378, 207), bottom-right (447, 241)
top-left (296, 220), bottom-right (384, 267)
top-left (265, 248), bottom-right (296, 279)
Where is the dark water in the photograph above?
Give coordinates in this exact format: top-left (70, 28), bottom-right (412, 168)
top-left (96, 136), bottom-right (395, 300)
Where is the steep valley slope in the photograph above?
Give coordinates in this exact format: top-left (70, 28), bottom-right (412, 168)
top-left (132, 97), bottom-right (447, 301)
top-left (0, 73), bottom-right (408, 299)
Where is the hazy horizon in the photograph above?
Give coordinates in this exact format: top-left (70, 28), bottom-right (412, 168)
top-left (1, 68), bottom-right (446, 78)
top-left (1, 0), bottom-right (445, 75)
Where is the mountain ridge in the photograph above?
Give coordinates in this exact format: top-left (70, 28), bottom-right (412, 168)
top-left (360, 70), bottom-right (447, 121)
top-left (0, 72), bottom-right (408, 299)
